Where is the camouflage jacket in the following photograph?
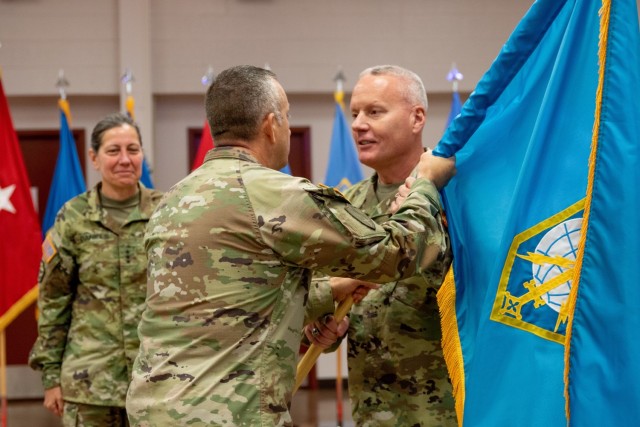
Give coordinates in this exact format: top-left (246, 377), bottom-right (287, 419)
top-left (125, 146), bottom-right (448, 427)
top-left (29, 183), bottom-right (163, 407)
top-left (343, 173), bottom-right (456, 427)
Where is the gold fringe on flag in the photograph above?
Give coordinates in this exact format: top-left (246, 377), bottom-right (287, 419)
top-left (437, 267), bottom-right (464, 426)
top-left (563, 0), bottom-right (610, 422)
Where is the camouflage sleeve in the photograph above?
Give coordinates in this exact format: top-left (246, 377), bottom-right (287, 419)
top-left (304, 275), bottom-right (334, 324)
top-left (298, 275), bottom-right (335, 347)
top-left (248, 173), bottom-right (446, 285)
top-left (304, 274), bottom-right (347, 353)
top-left (28, 212), bottom-right (77, 390)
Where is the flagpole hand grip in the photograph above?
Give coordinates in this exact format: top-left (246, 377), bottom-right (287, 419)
top-left (294, 295), bottom-right (354, 393)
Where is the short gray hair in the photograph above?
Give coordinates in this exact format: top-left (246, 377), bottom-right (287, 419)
top-left (205, 65), bottom-right (283, 142)
top-left (359, 65), bottom-right (428, 110)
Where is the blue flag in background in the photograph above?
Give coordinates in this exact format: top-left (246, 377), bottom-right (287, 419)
top-left (124, 94), bottom-right (155, 188)
top-left (42, 106), bottom-right (86, 235)
top-left (565, 1), bottom-right (640, 425)
top-left (140, 157), bottom-right (154, 188)
top-left (445, 91), bottom-right (462, 129)
top-left (324, 102), bottom-right (363, 191)
top-left (280, 164), bottom-right (292, 175)
top-left (433, 0), bottom-right (611, 425)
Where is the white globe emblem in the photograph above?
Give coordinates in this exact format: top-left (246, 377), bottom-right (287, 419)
top-left (531, 218), bottom-right (582, 313)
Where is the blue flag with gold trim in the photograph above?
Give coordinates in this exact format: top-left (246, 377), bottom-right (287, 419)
top-left (565, 0), bottom-right (640, 425)
top-left (324, 102), bottom-right (363, 191)
top-left (433, 0), bottom-right (626, 424)
top-left (124, 93), bottom-right (154, 188)
top-left (42, 105), bottom-right (86, 235)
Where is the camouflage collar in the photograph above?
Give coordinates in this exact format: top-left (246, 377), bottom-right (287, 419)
top-left (204, 146), bottom-right (259, 164)
top-left (86, 183), bottom-right (158, 224)
top-left (348, 164), bottom-right (420, 220)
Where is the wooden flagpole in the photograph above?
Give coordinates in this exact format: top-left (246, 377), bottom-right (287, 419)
top-left (294, 295), bottom-right (354, 393)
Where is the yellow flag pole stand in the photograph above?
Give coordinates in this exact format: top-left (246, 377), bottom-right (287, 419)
top-left (294, 295), bottom-right (354, 394)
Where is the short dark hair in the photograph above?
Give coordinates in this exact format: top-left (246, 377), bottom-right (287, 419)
top-left (90, 113), bottom-right (142, 152)
top-left (205, 65), bottom-right (282, 142)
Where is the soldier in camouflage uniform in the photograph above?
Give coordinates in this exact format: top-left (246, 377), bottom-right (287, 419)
top-left (29, 113), bottom-right (163, 427)
top-left (125, 65), bottom-right (455, 427)
top-left (307, 65), bottom-right (457, 426)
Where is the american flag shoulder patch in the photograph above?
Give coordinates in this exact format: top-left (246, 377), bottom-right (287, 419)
top-left (42, 232), bottom-right (58, 263)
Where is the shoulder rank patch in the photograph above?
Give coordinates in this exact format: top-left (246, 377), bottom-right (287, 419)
top-left (42, 232), bottom-right (58, 263)
top-left (345, 205), bottom-right (378, 230)
top-left (317, 183), bottom-right (349, 201)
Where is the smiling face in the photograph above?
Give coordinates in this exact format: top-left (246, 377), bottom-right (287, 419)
top-left (89, 124), bottom-right (143, 199)
top-left (350, 74), bottom-right (425, 179)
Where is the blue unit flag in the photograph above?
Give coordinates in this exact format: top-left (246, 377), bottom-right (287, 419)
top-left (42, 107), bottom-right (86, 235)
top-left (445, 91), bottom-right (462, 130)
top-left (565, 0), bottom-right (640, 425)
top-left (431, 0), bottom-right (635, 425)
top-left (324, 102), bottom-right (363, 191)
top-left (140, 157), bottom-right (154, 189)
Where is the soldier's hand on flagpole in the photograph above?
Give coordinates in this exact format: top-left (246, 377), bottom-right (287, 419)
top-left (330, 277), bottom-right (378, 303)
top-left (295, 295), bottom-right (355, 392)
top-left (304, 314), bottom-right (349, 349)
top-left (417, 149), bottom-right (456, 190)
top-left (44, 386), bottom-right (64, 417)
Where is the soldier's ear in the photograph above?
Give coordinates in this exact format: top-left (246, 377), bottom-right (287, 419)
top-left (88, 149), bottom-right (100, 170)
top-left (263, 112), bottom-right (277, 145)
top-left (411, 106), bottom-right (426, 134)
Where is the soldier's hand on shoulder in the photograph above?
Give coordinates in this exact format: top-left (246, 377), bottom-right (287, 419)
top-left (390, 177), bottom-right (416, 214)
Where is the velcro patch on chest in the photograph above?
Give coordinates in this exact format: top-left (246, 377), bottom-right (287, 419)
top-left (345, 205), bottom-right (378, 230)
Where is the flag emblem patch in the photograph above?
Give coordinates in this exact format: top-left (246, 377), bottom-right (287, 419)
top-left (42, 232), bottom-right (58, 263)
top-left (491, 199), bottom-right (584, 343)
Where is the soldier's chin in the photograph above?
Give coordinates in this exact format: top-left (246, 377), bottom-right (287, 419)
top-left (357, 153), bottom-right (379, 169)
top-left (117, 177), bottom-right (139, 187)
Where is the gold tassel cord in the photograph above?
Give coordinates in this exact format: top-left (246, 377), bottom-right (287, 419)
top-left (126, 95), bottom-right (136, 120)
top-left (58, 98), bottom-right (72, 126)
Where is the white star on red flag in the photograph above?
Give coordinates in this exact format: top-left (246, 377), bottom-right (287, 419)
top-left (0, 184), bottom-right (16, 214)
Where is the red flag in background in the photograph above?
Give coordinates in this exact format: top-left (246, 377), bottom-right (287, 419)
top-left (0, 78), bottom-right (42, 331)
top-left (191, 119), bottom-right (215, 171)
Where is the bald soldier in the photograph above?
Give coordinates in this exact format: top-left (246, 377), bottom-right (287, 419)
top-left (126, 65), bottom-right (455, 427)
